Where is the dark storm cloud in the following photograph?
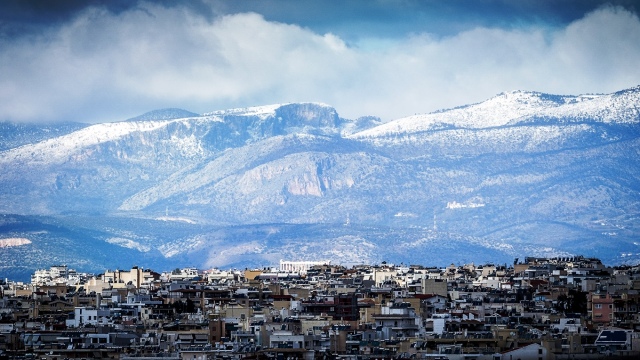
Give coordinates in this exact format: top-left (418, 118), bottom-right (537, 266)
top-left (0, 0), bottom-right (213, 37)
top-left (205, 0), bottom-right (640, 40)
top-left (3, 0), bottom-right (638, 39)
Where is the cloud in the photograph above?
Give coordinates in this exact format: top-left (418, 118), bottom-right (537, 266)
top-left (0, 3), bottom-right (639, 123)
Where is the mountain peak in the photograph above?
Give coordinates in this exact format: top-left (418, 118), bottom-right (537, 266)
top-left (352, 86), bottom-right (639, 139)
top-left (491, 89), bottom-right (575, 106)
top-left (203, 102), bottom-right (335, 118)
top-left (126, 108), bottom-right (199, 122)
top-left (614, 84), bottom-right (640, 96)
top-left (204, 104), bottom-right (286, 118)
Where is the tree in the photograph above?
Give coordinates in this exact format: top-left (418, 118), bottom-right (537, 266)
top-left (186, 298), bottom-right (196, 313)
top-left (554, 290), bottom-right (588, 315)
top-left (567, 289), bottom-right (588, 314)
top-left (172, 300), bottom-right (185, 313)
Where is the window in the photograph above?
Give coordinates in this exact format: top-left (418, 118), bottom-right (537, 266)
top-left (595, 304), bottom-right (602, 309)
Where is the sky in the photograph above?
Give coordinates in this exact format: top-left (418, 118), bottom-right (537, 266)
top-left (1, 0), bottom-right (640, 124)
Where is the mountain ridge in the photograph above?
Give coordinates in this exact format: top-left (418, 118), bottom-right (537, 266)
top-left (352, 86), bottom-right (640, 139)
top-left (1, 86), bottom-right (639, 280)
top-left (126, 108), bottom-right (200, 122)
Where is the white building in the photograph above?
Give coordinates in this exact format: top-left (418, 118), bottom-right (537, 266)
top-left (372, 303), bottom-right (421, 340)
top-left (31, 265), bottom-right (77, 285)
top-left (169, 267), bottom-right (199, 281)
top-left (269, 331), bottom-right (305, 349)
top-left (279, 260), bottom-right (330, 274)
top-left (66, 307), bottom-right (111, 328)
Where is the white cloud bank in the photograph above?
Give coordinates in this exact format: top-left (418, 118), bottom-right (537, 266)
top-left (1, 4), bottom-right (639, 123)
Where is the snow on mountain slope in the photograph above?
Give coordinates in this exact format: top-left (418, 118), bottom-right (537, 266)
top-left (203, 102), bottom-right (346, 139)
top-left (531, 85), bottom-right (640, 124)
top-left (187, 148), bottom-right (398, 224)
top-left (355, 122), bottom-right (598, 153)
top-left (118, 134), bottom-right (369, 213)
top-left (126, 108), bottom-right (200, 121)
top-left (0, 103), bottom-right (353, 216)
top-left (351, 86), bottom-right (640, 139)
top-left (0, 103), bottom-right (347, 168)
top-left (204, 104), bottom-right (287, 118)
top-left (0, 120), bottom-right (178, 165)
top-left (204, 102), bottom-right (334, 119)
top-left (0, 121), bottom-right (88, 151)
top-left (116, 134), bottom-right (298, 211)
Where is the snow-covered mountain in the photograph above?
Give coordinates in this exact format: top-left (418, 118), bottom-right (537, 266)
top-left (126, 108), bottom-right (200, 122)
top-left (353, 86), bottom-right (640, 136)
top-left (1, 88), bottom-right (639, 280)
top-left (0, 121), bottom-right (88, 151)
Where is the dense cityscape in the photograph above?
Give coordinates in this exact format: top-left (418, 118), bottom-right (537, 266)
top-left (1, 256), bottom-right (639, 360)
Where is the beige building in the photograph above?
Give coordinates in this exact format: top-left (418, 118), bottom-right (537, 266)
top-left (103, 267), bottom-right (155, 288)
